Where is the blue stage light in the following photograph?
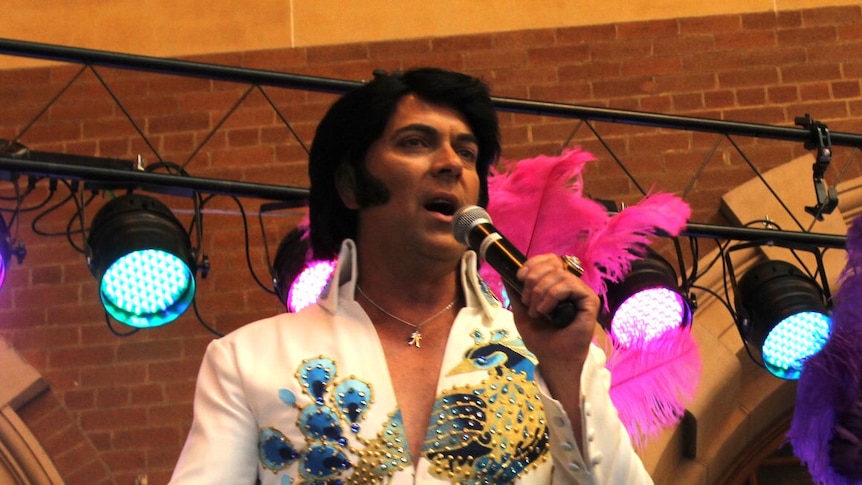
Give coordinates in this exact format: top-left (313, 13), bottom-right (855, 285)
top-left (736, 260), bottom-right (832, 380)
top-left (87, 194), bottom-right (196, 328)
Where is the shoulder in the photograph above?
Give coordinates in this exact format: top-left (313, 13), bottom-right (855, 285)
top-left (206, 305), bottom-right (335, 361)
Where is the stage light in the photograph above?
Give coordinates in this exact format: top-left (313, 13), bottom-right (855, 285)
top-left (600, 251), bottom-right (692, 347)
top-left (272, 226), bottom-right (335, 313)
top-left (87, 193), bottom-right (196, 328)
top-left (735, 259), bottom-right (831, 380)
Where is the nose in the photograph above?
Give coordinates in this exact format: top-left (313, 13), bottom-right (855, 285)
top-left (433, 143), bottom-right (465, 179)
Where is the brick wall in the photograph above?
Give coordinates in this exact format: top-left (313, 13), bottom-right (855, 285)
top-left (0, 5), bottom-right (860, 484)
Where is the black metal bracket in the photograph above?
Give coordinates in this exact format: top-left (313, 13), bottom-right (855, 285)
top-left (796, 114), bottom-right (838, 220)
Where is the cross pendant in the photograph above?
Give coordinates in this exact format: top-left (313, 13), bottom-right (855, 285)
top-left (408, 330), bottom-right (423, 348)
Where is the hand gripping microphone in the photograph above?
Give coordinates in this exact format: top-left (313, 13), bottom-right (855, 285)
top-left (452, 205), bottom-right (578, 328)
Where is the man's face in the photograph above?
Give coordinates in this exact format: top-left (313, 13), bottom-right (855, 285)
top-left (345, 95), bottom-right (481, 261)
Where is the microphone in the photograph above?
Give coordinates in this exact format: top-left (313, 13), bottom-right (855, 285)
top-left (452, 205), bottom-right (578, 328)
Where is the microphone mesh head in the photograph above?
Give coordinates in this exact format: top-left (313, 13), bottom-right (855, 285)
top-left (452, 205), bottom-right (492, 246)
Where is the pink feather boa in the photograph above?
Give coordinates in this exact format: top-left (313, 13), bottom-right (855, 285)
top-left (483, 147), bottom-right (698, 446)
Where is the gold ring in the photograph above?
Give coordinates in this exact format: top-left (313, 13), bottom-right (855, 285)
top-left (561, 255), bottom-right (584, 277)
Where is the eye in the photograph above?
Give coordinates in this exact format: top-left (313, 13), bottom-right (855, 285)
top-left (400, 136), bottom-right (429, 149)
top-left (456, 145), bottom-right (478, 163)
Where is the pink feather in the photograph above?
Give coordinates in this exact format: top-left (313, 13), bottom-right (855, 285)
top-left (606, 328), bottom-right (702, 449)
top-left (484, 148), bottom-right (691, 300)
top-left (483, 147), bottom-right (698, 446)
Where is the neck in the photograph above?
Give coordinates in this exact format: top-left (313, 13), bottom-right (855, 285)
top-left (355, 245), bottom-right (463, 306)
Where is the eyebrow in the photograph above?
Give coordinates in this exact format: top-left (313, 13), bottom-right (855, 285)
top-left (392, 123), bottom-right (478, 145)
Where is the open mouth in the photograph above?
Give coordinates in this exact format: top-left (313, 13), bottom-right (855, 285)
top-left (424, 199), bottom-right (457, 216)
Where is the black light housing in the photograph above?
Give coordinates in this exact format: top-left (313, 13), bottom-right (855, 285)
top-left (599, 251), bottom-right (693, 347)
top-left (87, 193), bottom-right (196, 328)
top-left (735, 259), bottom-right (832, 380)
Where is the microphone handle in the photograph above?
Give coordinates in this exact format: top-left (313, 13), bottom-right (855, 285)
top-left (467, 225), bottom-right (577, 328)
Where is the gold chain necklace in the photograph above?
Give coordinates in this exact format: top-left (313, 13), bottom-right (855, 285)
top-left (356, 286), bottom-right (456, 348)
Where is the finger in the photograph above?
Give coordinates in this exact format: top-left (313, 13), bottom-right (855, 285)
top-left (517, 255), bottom-right (579, 317)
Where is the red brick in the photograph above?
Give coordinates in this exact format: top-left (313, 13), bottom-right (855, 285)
top-left (764, 85), bottom-right (797, 105)
top-left (590, 39), bottom-right (653, 60)
top-left (63, 388), bottom-right (95, 410)
top-left (463, 48), bottom-right (528, 70)
top-left (63, 458), bottom-right (112, 485)
top-left (593, 77), bottom-right (653, 99)
top-left (787, 100), bottom-right (850, 121)
top-left (673, 93), bottom-right (705, 112)
top-left (494, 66), bottom-right (558, 87)
top-left (102, 449), bottom-right (146, 471)
top-left (114, 425), bottom-right (182, 448)
top-left (715, 31), bottom-right (778, 51)
top-left (776, 10), bottom-right (804, 29)
top-left (49, 344), bottom-right (116, 368)
top-left (833, 80), bottom-right (862, 99)
top-left (740, 12), bottom-right (776, 31)
top-left (621, 56), bottom-right (683, 77)
top-left (241, 47), bottom-right (308, 70)
top-left (15, 284), bottom-right (82, 309)
top-left (777, 25), bottom-right (839, 46)
top-left (837, 23), bottom-right (862, 41)
top-left (801, 6), bottom-right (862, 26)
top-left (737, 88), bottom-right (767, 106)
top-left (527, 45), bottom-right (590, 66)
top-left (722, 106), bottom-right (788, 124)
top-left (529, 82), bottom-right (592, 103)
top-left (679, 15), bottom-right (742, 34)
top-left (432, 35), bottom-right (493, 53)
top-left (799, 83), bottom-right (832, 102)
top-left (493, 29), bottom-right (556, 49)
top-left (718, 68), bottom-right (780, 88)
top-left (147, 112), bottom-right (211, 134)
top-left (96, 386), bottom-right (130, 408)
top-left (556, 24), bottom-right (617, 45)
top-left (656, 73), bottom-right (718, 93)
top-left (559, 62), bottom-right (621, 82)
top-left (617, 19), bottom-right (680, 39)
top-left (369, 39), bottom-right (432, 60)
top-left (80, 407), bottom-right (148, 432)
top-left (78, 364), bottom-right (147, 387)
top-left (781, 63), bottom-right (843, 83)
top-left (639, 94), bottom-right (673, 113)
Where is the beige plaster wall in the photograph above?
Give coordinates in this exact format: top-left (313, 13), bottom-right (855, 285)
top-left (3, 0), bottom-right (862, 69)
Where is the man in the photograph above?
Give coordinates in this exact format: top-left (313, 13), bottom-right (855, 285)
top-left (169, 68), bottom-right (652, 484)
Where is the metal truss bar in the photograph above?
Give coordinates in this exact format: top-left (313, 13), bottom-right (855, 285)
top-left (0, 38), bottom-right (361, 94)
top-left (0, 155), bottom-right (309, 202)
top-left (0, 152), bottom-right (845, 248)
top-left (682, 222), bottom-right (845, 249)
top-left (4, 38), bottom-right (862, 148)
top-left (493, 97), bottom-right (862, 149)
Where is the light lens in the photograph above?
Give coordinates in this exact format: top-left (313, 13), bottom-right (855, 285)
top-left (761, 311), bottom-right (831, 380)
top-left (611, 287), bottom-right (689, 346)
top-left (100, 249), bottom-right (195, 328)
top-left (287, 260), bottom-right (336, 312)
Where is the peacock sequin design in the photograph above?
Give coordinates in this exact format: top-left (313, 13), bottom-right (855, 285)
top-left (258, 328), bottom-right (549, 484)
top-left (423, 328), bottom-right (550, 484)
top-left (258, 356), bottom-right (411, 484)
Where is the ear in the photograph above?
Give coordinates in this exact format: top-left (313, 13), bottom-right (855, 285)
top-left (335, 164), bottom-right (360, 209)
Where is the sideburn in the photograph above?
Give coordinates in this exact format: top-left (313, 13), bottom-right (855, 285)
top-left (352, 163), bottom-right (391, 207)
